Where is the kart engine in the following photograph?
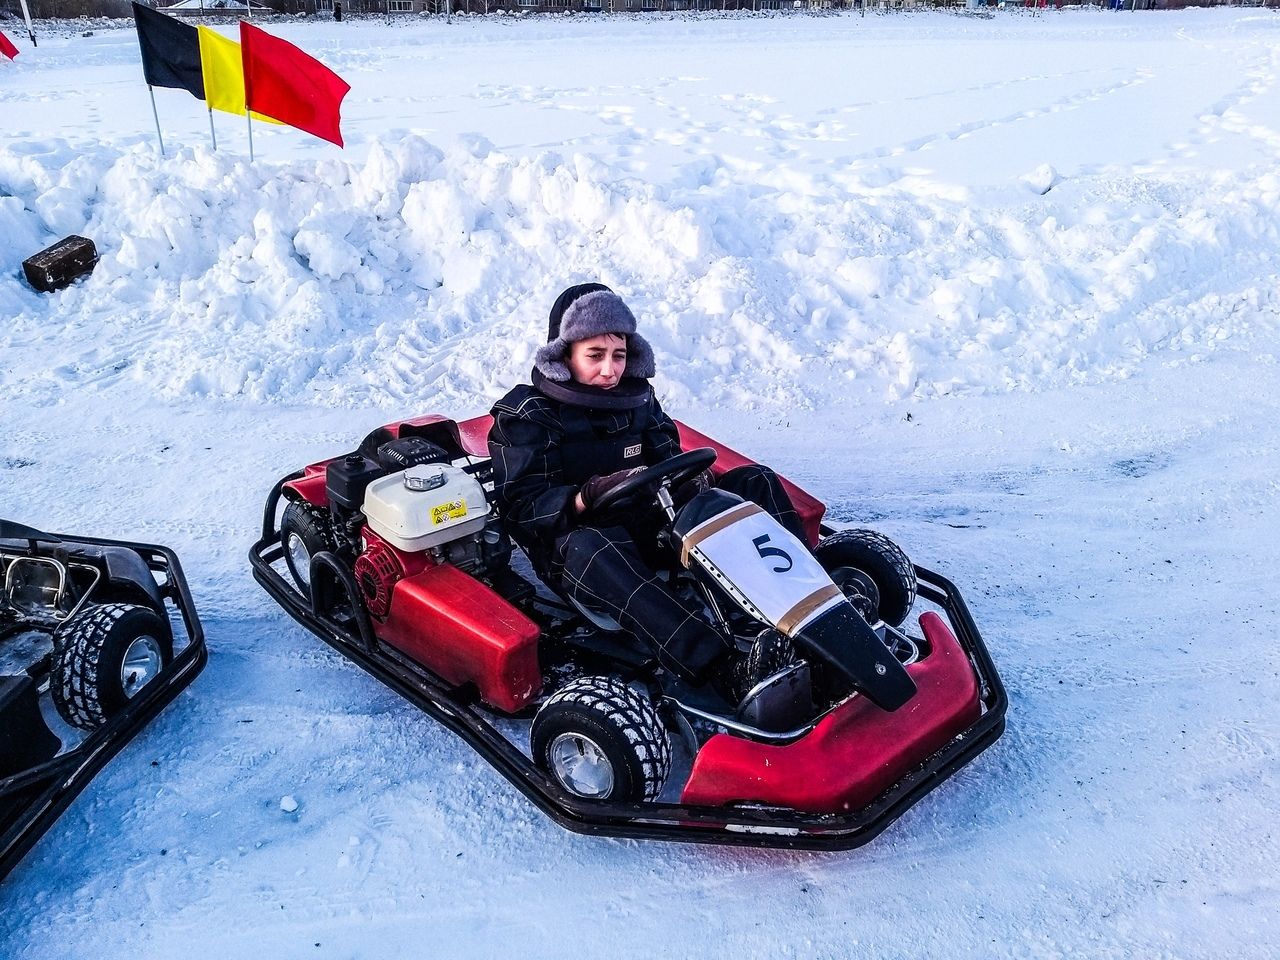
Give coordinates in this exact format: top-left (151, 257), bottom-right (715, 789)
top-left (362, 463), bottom-right (490, 551)
top-left (353, 462), bottom-right (511, 612)
top-left (352, 534), bottom-right (402, 618)
top-left (323, 438), bottom-right (513, 617)
top-left (353, 518), bottom-right (509, 618)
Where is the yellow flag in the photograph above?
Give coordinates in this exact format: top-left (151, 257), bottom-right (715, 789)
top-left (197, 25), bottom-right (281, 123)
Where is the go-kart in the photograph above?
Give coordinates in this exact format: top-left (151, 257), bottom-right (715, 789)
top-left (0, 521), bottom-right (206, 883)
top-left (250, 414), bottom-right (1006, 850)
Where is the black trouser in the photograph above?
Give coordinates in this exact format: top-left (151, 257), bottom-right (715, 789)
top-left (545, 465), bottom-right (804, 682)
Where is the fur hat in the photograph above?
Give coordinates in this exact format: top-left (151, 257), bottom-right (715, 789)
top-left (534, 283), bottom-right (656, 382)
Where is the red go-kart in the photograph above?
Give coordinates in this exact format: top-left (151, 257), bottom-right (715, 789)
top-left (250, 413), bottom-right (1006, 850)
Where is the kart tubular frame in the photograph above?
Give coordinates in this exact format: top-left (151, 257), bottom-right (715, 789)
top-left (250, 473), bottom-right (1007, 850)
top-left (0, 537), bottom-right (207, 883)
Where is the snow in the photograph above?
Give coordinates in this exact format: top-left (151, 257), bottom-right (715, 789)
top-left (2, 7), bottom-right (1278, 958)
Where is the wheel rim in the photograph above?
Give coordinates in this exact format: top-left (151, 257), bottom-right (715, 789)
top-left (548, 732), bottom-right (615, 799)
top-left (832, 567), bottom-right (880, 621)
top-left (121, 635), bottom-right (163, 699)
top-left (286, 531), bottom-right (312, 589)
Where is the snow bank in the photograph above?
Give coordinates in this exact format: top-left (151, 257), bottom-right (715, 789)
top-left (3, 133), bottom-right (1278, 411)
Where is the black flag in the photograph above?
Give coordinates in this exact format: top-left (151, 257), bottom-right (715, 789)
top-left (131, 2), bottom-right (204, 101)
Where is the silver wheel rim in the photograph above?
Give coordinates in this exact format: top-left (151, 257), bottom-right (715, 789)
top-left (286, 532), bottom-right (311, 589)
top-left (121, 635), bottom-right (163, 699)
top-left (549, 732), bottom-right (615, 799)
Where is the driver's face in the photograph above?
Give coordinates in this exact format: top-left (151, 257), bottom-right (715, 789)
top-left (567, 334), bottom-right (628, 390)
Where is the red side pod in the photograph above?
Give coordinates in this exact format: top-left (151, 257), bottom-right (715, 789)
top-left (680, 612), bottom-right (981, 816)
top-left (377, 564), bottom-right (543, 714)
top-left (674, 421), bottom-right (826, 547)
top-left (282, 460), bottom-right (335, 508)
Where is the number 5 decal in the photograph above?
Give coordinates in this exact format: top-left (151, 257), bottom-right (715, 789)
top-left (752, 534), bottom-right (793, 573)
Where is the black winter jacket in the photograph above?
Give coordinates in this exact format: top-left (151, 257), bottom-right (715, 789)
top-left (488, 374), bottom-right (682, 565)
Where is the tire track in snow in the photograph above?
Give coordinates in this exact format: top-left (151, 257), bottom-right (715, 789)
top-left (1197, 46), bottom-right (1280, 158)
top-left (845, 68), bottom-right (1156, 164)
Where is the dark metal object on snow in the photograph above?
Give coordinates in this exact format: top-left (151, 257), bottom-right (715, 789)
top-left (21, 236), bottom-right (99, 293)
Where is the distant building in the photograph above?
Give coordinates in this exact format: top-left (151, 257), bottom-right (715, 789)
top-left (161, 0), bottom-right (272, 15)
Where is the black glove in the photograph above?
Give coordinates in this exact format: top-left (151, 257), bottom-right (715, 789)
top-left (579, 467), bottom-right (646, 513)
top-left (673, 468), bottom-right (713, 506)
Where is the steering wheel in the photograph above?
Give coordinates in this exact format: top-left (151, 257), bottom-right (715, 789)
top-left (591, 448), bottom-right (718, 514)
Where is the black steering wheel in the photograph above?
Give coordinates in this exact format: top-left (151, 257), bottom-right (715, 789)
top-left (592, 448), bottom-right (718, 514)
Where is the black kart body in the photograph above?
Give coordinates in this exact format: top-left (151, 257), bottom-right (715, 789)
top-left (0, 521), bottom-right (206, 883)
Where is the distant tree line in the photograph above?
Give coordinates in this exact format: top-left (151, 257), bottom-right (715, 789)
top-left (1, 0), bottom-right (130, 16)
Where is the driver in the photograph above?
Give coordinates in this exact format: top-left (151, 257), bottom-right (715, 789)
top-left (488, 282), bottom-right (807, 701)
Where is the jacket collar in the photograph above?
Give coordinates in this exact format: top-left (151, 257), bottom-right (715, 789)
top-left (531, 368), bottom-right (651, 411)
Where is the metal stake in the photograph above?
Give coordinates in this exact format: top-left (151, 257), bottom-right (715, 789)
top-left (149, 85), bottom-right (166, 157)
top-left (18, 0), bottom-right (36, 45)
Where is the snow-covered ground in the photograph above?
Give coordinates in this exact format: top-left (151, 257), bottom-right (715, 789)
top-left (2, 8), bottom-right (1278, 958)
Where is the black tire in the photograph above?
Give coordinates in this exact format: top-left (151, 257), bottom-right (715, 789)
top-left (530, 676), bottom-right (671, 803)
top-left (51, 603), bottom-right (173, 730)
top-left (280, 500), bottom-right (336, 599)
top-left (813, 529), bottom-right (917, 627)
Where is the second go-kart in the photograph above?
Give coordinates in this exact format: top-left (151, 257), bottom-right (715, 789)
top-left (250, 413), bottom-right (1006, 850)
top-left (1, 520), bottom-right (206, 882)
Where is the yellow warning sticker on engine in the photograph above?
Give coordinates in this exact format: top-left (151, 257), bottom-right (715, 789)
top-left (431, 500), bottom-right (468, 525)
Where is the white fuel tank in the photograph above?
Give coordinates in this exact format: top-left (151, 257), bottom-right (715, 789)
top-left (362, 463), bottom-right (489, 552)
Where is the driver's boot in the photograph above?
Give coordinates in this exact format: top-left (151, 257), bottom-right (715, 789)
top-left (738, 628), bottom-right (797, 696)
top-left (709, 629), bottom-right (798, 704)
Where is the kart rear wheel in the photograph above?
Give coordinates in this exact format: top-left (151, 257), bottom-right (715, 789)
top-left (50, 602), bottom-right (173, 730)
top-left (531, 676), bottom-right (671, 803)
top-left (814, 529), bottom-right (917, 627)
top-left (280, 501), bottom-right (336, 600)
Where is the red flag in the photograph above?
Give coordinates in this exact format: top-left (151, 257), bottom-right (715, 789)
top-left (240, 22), bottom-right (350, 148)
top-left (0, 31), bottom-right (19, 60)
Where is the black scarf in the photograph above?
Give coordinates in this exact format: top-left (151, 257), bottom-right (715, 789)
top-left (531, 368), bottom-right (651, 411)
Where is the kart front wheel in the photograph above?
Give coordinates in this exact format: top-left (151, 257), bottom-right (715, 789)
top-left (280, 500), bottom-right (336, 599)
top-left (814, 529), bottom-right (917, 627)
top-left (531, 676), bottom-right (671, 803)
top-left (51, 602), bottom-right (174, 730)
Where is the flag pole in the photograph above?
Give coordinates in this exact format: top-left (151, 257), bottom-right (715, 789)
top-left (208, 107), bottom-right (218, 151)
top-left (18, 0), bottom-right (36, 45)
top-left (149, 85), bottom-right (166, 157)
top-left (247, 111), bottom-right (254, 162)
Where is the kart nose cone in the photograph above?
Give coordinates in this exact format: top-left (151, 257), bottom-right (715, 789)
top-left (681, 612), bottom-right (981, 815)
